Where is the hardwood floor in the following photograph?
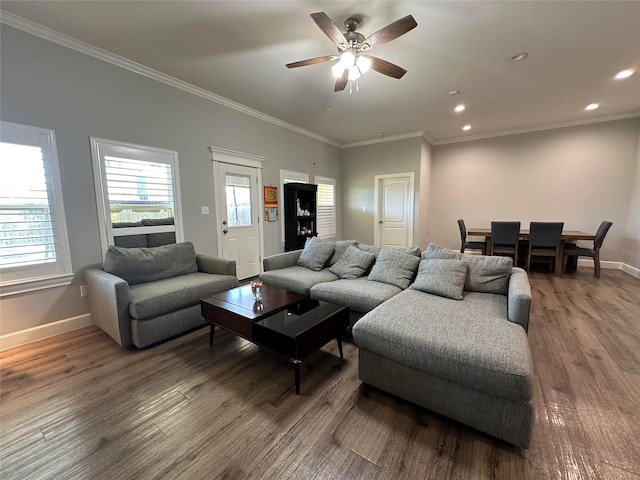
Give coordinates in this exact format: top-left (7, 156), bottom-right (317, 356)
top-left (1, 268), bottom-right (639, 479)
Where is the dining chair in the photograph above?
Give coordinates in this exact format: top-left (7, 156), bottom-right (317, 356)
top-left (562, 221), bottom-right (613, 278)
top-left (490, 221), bottom-right (521, 265)
top-left (526, 222), bottom-right (564, 272)
top-left (457, 219), bottom-right (486, 254)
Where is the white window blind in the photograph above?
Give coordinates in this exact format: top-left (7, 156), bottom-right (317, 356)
top-left (315, 176), bottom-right (336, 239)
top-left (90, 138), bottom-right (183, 256)
top-left (0, 121), bottom-right (72, 286)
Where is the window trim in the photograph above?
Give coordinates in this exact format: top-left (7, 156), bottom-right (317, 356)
top-left (314, 175), bottom-right (336, 240)
top-left (90, 137), bottom-right (184, 258)
top-left (0, 121), bottom-right (72, 296)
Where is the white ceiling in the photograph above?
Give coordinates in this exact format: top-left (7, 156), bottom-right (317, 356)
top-left (2, 1), bottom-right (639, 146)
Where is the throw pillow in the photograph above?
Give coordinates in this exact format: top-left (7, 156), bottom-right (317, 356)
top-left (328, 240), bottom-right (358, 266)
top-left (104, 241), bottom-right (198, 285)
top-left (462, 255), bottom-right (513, 294)
top-left (423, 243), bottom-right (464, 260)
top-left (356, 243), bottom-right (382, 258)
top-left (367, 248), bottom-right (421, 289)
top-left (297, 236), bottom-right (335, 271)
top-left (329, 245), bottom-right (376, 279)
top-left (410, 259), bottom-right (467, 300)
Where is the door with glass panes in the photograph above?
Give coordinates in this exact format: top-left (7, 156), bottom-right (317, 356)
top-left (216, 163), bottom-right (261, 279)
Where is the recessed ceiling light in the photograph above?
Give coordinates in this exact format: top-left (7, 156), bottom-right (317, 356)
top-left (463, 125), bottom-right (471, 131)
top-left (615, 69), bottom-right (634, 80)
top-left (323, 107), bottom-right (333, 112)
top-left (454, 104), bottom-right (466, 113)
top-left (449, 90), bottom-right (460, 96)
top-left (585, 103), bottom-right (599, 111)
top-left (377, 132), bottom-right (385, 137)
top-left (509, 52), bottom-right (528, 62)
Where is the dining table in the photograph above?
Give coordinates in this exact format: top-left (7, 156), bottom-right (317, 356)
top-left (467, 227), bottom-right (595, 275)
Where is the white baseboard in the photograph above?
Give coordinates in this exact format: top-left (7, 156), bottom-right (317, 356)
top-left (575, 259), bottom-right (640, 279)
top-left (0, 314), bottom-right (93, 352)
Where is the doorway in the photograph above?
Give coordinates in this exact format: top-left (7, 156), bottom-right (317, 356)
top-left (210, 147), bottom-right (264, 280)
top-left (374, 173), bottom-right (415, 248)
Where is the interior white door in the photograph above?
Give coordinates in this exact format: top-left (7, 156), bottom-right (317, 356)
top-left (216, 163), bottom-right (261, 280)
top-left (374, 173), bottom-right (414, 248)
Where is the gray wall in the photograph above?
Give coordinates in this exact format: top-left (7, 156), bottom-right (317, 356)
top-left (340, 136), bottom-right (424, 247)
top-left (625, 131), bottom-right (640, 268)
top-left (0, 26), bottom-right (340, 336)
top-left (428, 118), bottom-right (640, 265)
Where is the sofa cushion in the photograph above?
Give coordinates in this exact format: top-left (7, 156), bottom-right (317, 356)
top-left (462, 255), bottom-right (513, 294)
top-left (423, 243), bottom-right (464, 260)
top-left (329, 245), bottom-right (376, 279)
top-left (352, 288), bottom-right (533, 402)
top-left (356, 243), bottom-right (382, 258)
top-left (310, 277), bottom-right (402, 313)
top-left (129, 272), bottom-right (239, 319)
top-left (297, 237), bottom-right (335, 271)
top-left (368, 248), bottom-right (421, 290)
top-left (260, 266), bottom-right (338, 295)
top-left (104, 242), bottom-right (198, 285)
top-left (410, 259), bottom-right (467, 300)
top-left (328, 240), bottom-right (358, 266)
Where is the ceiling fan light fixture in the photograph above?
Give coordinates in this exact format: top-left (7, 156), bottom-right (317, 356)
top-left (356, 55), bottom-right (371, 74)
top-left (348, 65), bottom-right (361, 81)
top-left (331, 63), bottom-right (346, 78)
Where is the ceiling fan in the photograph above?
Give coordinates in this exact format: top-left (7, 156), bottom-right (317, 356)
top-left (286, 12), bottom-right (418, 92)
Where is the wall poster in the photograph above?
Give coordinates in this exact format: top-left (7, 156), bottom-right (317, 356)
top-left (264, 185), bottom-right (278, 221)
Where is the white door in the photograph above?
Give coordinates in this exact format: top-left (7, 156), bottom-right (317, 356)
top-left (374, 173), bottom-right (414, 248)
top-left (216, 163), bottom-right (261, 280)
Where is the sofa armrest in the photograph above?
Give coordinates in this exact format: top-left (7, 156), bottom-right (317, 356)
top-left (263, 250), bottom-right (303, 271)
top-left (507, 267), bottom-right (532, 332)
top-left (196, 254), bottom-right (237, 277)
top-left (85, 269), bottom-right (133, 348)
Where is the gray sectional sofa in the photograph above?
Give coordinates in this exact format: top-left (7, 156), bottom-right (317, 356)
top-left (260, 239), bottom-right (534, 447)
top-left (86, 241), bottom-right (239, 348)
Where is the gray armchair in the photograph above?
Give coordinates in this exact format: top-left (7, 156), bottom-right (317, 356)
top-left (86, 242), bottom-right (239, 348)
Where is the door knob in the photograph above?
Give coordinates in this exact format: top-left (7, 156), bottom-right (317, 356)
top-left (223, 229), bottom-right (228, 234)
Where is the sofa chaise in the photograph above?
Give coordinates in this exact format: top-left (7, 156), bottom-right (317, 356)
top-left (260, 239), bottom-right (534, 447)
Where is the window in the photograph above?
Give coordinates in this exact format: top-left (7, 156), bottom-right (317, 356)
top-left (225, 174), bottom-right (252, 227)
top-left (315, 176), bottom-right (336, 239)
top-left (0, 121), bottom-right (72, 289)
top-left (90, 138), bottom-right (183, 256)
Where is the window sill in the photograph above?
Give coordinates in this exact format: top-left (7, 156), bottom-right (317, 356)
top-left (0, 273), bottom-right (75, 299)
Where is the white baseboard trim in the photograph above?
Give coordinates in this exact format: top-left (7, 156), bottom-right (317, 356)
top-left (576, 259), bottom-right (640, 279)
top-left (0, 314), bottom-right (93, 352)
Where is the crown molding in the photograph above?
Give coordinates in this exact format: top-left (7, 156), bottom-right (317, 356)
top-left (0, 11), bottom-right (341, 148)
top-left (432, 112), bottom-right (640, 146)
top-left (340, 131), bottom-right (425, 149)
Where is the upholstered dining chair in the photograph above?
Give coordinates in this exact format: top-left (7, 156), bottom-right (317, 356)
top-left (526, 222), bottom-right (564, 272)
top-left (457, 219), bottom-right (486, 254)
top-left (491, 221), bottom-right (521, 266)
top-left (562, 221), bottom-right (613, 278)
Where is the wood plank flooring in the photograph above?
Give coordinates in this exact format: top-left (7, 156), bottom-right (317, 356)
top-left (1, 268), bottom-right (639, 479)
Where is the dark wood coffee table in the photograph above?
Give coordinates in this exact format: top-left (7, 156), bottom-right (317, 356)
top-left (200, 284), bottom-right (349, 394)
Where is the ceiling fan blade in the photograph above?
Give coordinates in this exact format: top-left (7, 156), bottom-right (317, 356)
top-left (286, 56), bottom-right (335, 68)
top-left (334, 70), bottom-right (348, 92)
top-left (359, 15), bottom-right (417, 51)
top-left (311, 12), bottom-right (347, 50)
top-left (366, 56), bottom-right (407, 79)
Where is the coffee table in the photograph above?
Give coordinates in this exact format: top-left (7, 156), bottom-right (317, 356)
top-left (200, 284), bottom-right (349, 394)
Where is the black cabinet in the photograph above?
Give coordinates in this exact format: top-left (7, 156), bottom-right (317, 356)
top-left (284, 183), bottom-right (317, 251)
